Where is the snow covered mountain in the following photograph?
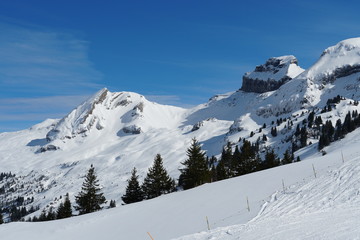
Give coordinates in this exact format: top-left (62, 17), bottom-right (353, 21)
top-left (2, 37), bottom-right (360, 238)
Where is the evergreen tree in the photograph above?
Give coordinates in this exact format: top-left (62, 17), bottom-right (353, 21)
top-left (262, 134), bottom-right (267, 142)
top-left (219, 142), bottom-right (233, 177)
top-left (57, 193), bottom-right (72, 219)
top-left (179, 138), bottom-right (210, 190)
top-left (300, 126), bottom-right (307, 148)
top-left (121, 167), bottom-right (144, 204)
top-left (75, 165), bottom-right (106, 215)
top-left (142, 154), bottom-right (176, 199)
top-left (231, 145), bottom-right (241, 176)
top-left (334, 119), bottom-right (343, 140)
top-left (109, 200), bottom-right (116, 208)
top-left (307, 111), bottom-right (315, 127)
top-left (46, 207), bottom-right (56, 221)
top-left (262, 148), bottom-right (280, 169)
top-left (271, 127), bottom-right (277, 137)
top-left (215, 161), bottom-right (227, 181)
top-left (236, 140), bottom-right (259, 175)
top-left (38, 209), bottom-right (47, 221)
top-left (282, 149), bottom-right (292, 165)
top-left (0, 211), bottom-right (3, 224)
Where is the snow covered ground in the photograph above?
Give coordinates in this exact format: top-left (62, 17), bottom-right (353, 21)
top-left (1, 124), bottom-right (360, 239)
top-left (176, 129), bottom-right (360, 240)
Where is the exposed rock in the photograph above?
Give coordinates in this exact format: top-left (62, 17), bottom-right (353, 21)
top-left (191, 121), bottom-right (204, 131)
top-left (133, 102), bottom-right (144, 112)
top-left (241, 76), bottom-right (291, 93)
top-left (37, 145), bottom-right (59, 153)
top-left (122, 125), bottom-right (142, 134)
top-left (320, 64), bottom-right (360, 83)
top-left (228, 119), bottom-right (244, 134)
top-left (241, 56), bottom-right (303, 93)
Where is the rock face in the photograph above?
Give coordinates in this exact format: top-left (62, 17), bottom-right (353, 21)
top-left (241, 56), bottom-right (304, 93)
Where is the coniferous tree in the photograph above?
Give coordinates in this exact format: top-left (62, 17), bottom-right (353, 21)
top-left (121, 167), bottom-right (144, 204)
top-left (262, 148), bottom-right (280, 169)
top-left (109, 200), bottom-right (116, 208)
top-left (231, 146), bottom-right (241, 176)
top-left (179, 138), bottom-right (210, 190)
top-left (271, 127), bottom-right (277, 137)
top-left (46, 207), bottom-right (56, 221)
top-left (0, 211), bottom-right (3, 224)
top-left (282, 149), bottom-right (292, 165)
top-left (75, 165), bottom-right (106, 215)
top-left (300, 126), bottom-right (308, 148)
top-left (219, 142), bottom-right (233, 177)
top-left (262, 134), bottom-right (267, 142)
top-left (236, 140), bottom-right (259, 175)
top-left (142, 154), bottom-right (176, 199)
top-left (38, 209), bottom-right (47, 221)
top-left (57, 193), bottom-right (72, 219)
top-left (215, 160), bottom-right (227, 181)
top-left (308, 111), bottom-right (315, 127)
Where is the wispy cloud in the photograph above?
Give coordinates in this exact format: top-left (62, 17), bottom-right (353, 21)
top-left (0, 21), bottom-right (103, 95)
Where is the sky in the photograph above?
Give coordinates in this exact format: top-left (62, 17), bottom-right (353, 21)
top-left (1, 0), bottom-right (360, 132)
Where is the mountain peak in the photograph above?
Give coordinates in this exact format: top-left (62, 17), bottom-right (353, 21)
top-left (322, 37), bottom-right (360, 56)
top-left (306, 37), bottom-right (360, 82)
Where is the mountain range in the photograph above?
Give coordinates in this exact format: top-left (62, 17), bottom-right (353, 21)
top-left (2, 37), bottom-right (360, 239)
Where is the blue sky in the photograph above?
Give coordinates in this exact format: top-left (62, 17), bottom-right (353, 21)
top-left (1, 0), bottom-right (360, 132)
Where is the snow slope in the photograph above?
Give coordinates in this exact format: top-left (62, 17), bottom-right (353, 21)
top-left (1, 117), bottom-right (360, 239)
top-left (176, 129), bottom-right (360, 240)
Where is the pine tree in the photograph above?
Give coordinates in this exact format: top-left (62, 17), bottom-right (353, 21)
top-left (282, 149), bottom-right (292, 165)
top-left (219, 142), bottom-right (233, 177)
top-left (75, 165), bottom-right (106, 215)
top-left (215, 160), bottom-right (227, 181)
top-left (121, 167), bottom-right (144, 204)
top-left (109, 200), bottom-right (116, 208)
top-left (236, 140), bottom-right (259, 175)
top-left (179, 138), bottom-right (210, 190)
top-left (262, 148), bottom-right (280, 169)
top-left (142, 154), bottom-right (176, 199)
top-left (57, 193), bottom-right (72, 219)
top-left (46, 207), bottom-right (56, 221)
top-left (0, 211), bottom-right (3, 224)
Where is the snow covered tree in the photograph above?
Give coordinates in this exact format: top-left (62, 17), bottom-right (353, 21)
top-left (57, 193), bottom-right (72, 219)
top-left (142, 154), bottom-right (176, 199)
top-left (122, 167), bottom-right (144, 204)
top-left (179, 138), bottom-right (210, 190)
top-left (75, 165), bottom-right (106, 215)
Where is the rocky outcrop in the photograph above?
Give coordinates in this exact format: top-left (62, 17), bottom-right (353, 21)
top-left (36, 144), bottom-right (59, 153)
top-left (241, 76), bottom-right (291, 93)
top-left (320, 64), bottom-right (360, 83)
top-left (241, 56), bottom-right (304, 93)
top-left (122, 125), bottom-right (142, 134)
